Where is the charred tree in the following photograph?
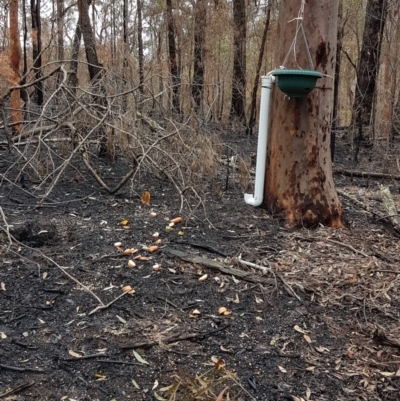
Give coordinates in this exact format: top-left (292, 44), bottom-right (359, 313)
top-left (264, 0), bottom-right (344, 228)
top-left (78, 0), bottom-right (102, 82)
top-left (191, 0), bottom-right (207, 112)
top-left (68, 21), bottom-right (82, 93)
top-left (352, 0), bottom-right (388, 137)
top-left (9, 0), bottom-right (22, 132)
top-left (56, 0), bottom-right (64, 86)
top-left (166, 0), bottom-right (181, 114)
top-left (137, 0), bottom-right (144, 94)
top-left (20, 0), bottom-right (28, 104)
top-left (31, 0), bottom-right (43, 105)
top-left (230, 0), bottom-right (246, 122)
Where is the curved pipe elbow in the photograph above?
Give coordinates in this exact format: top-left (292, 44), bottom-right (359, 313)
top-left (244, 194), bottom-right (263, 207)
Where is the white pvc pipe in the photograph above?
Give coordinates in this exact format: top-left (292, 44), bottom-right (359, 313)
top-left (244, 75), bottom-right (275, 206)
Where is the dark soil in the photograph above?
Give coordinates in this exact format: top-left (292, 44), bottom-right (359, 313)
top-left (1, 134), bottom-right (400, 401)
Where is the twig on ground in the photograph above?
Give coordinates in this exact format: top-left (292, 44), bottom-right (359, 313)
top-left (0, 229), bottom-right (128, 315)
top-left (0, 381), bottom-right (35, 399)
top-left (176, 240), bottom-right (229, 257)
top-left (164, 248), bottom-right (274, 284)
top-left (95, 359), bottom-right (141, 366)
top-left (235, 256), bottom-right (301, 301)
top-left (61, 353), bottom-right (109, 361)
top-left (325, 238), bottom-right (371, 258)
top-left (334, 168), bottom-right (400, 181)
top-left (120, 324), bottom-right (230, 350)
top-left (0, 364), bottom-right (45, 373)
top-left (88, 291), bottom-right (129, 315)
top-left (374, 270), bottom-right (400, 274)
top-left (236, 256), bottom-right (271, 274)
top-left (0, 206), bottom-right (13, 249)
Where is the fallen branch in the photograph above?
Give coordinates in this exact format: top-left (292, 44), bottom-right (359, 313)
top-left (373, 327), bottom-right (400, 349)
top-left (0, 381), bottom-right (35, 399)
top-left (336, 189), bottom-right (374, 215)
top-left (88, 291), bottom-right (129, 315)
top-left (81, 146), bottom-right (139, 194)
top-left (0, 227), bottom-right (128, 315)
top-left (380, 185), bottom-right (400, 234)
top-left (120, 324), bottom-right (230, 350)
top-left (334, 168), bottom-right (400, 181)
top-left (0, 364), bottom-right (45, 373)
top-left (164, 248), bottom-right (273, 284)
top-left (325, 238), bottom-right (371, 258)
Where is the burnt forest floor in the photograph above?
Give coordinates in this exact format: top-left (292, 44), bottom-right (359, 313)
top-left (1, 131), bottom-right (400, 401)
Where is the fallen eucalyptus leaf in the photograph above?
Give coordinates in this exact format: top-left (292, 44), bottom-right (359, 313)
top-left (68, 350), bottom-right (83, 358)
top-left (116, 315), bottom-right (127, 324)
top-left (154, 392), bottom-right (167, 401)
top-left (132, 350), bottom-right (149, 365)
top-left (131, 378), bottom-right (140, 389)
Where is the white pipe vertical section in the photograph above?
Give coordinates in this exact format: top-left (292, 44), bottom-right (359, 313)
top-left (244, 75), bottom-right (275, 206)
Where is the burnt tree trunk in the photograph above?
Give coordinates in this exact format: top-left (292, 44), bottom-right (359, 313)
top-left (264, 0), bottom-right (344, 228)
top-left (20, 0), bottom-right (28, 104)
top-left (166, 0), bottom-right (181, 114)
top-left (9, 0), bottom-right (21, 132)
top-left (68, 21), bottom-right (82, 93)
top-left (56, 0), bottom-right (64, 86)
top-left (31, 0), bottom-right (43, 105)
top-left (137, 0), bottom-right (144, 94)
top-left (191, 0), bottom-right (206, 112)
top-left (246, 2), bottom-right (271, 135)
top-left (352, 0), bottom-right (388, 135)
top-left (230, 0), bottom-right (246, 122)
top-left (78, 0), bottom-right (102, 82)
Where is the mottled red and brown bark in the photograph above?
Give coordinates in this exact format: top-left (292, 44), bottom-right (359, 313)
top-left (264, 0), bottom-right (344, 228)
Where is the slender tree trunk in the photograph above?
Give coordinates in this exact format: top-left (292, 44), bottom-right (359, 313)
top-left (191, 0), bottom-right (207, 112)
top-left (78, 0), bottom-right (102, 81)
top-left (9, 0), bottom-right (21, 132)
top-left (137, 0), bottom-right (144, 94)
top-left (166, 0), bottom-right (181, 114)
top-left (31, 0), bottom-right (43, 105)
top-left (352, 0), bottom-right (388, 134)
top-left (56, 0), bottom-right (64, 86)
top-left (331, 1), bottom-right (344, 162)
top-left (20, 0), bottom-right (28, 104)
top-left (230, 0), bottom-right (246, 122)
top-left (264, 0), bottom-right (344, 228)
top-left (246, 2), bottom-right (271, 135)
top-left (68, 22), bottom-right (82, 93)
top-left (392, 95), bottom-right (400, 140)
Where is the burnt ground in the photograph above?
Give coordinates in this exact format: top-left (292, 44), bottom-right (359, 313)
top-left (1, 133), bottom-right (400, 401)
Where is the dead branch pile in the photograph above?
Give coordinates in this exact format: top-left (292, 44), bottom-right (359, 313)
top-left (0, 61), bottom-right (248, 211)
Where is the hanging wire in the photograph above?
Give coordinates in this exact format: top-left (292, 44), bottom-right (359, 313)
top-left (280, 0), bottom-right (314, 70)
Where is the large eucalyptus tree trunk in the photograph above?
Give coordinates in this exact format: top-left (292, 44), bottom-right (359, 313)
top-left (264, 0), bottom-right (344, 228)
